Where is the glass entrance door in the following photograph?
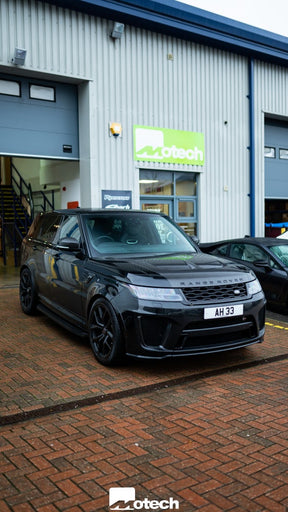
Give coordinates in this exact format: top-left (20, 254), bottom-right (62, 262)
top-left (139, 170), bottom-right (198, 236)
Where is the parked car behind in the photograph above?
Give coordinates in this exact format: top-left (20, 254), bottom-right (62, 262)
top-left (20, 210), bottom-right (266, 365)
top-left (200, 237), bottom-right (288, 313)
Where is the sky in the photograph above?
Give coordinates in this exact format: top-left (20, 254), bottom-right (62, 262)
top-left (178, 0), bottom-right (288, 38)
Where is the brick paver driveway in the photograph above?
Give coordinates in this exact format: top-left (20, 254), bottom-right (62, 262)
top-left (0, 286), bottom-right (288, 511)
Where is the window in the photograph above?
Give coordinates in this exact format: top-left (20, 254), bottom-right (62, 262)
top-left (35, 213), bottom-right (63, 244)
top-left (58, 216), bottom-right (81, 242)
top-left (229, 243), bottom-right (268, 263)
top-left (242, 245), bottom-right (268, 263)
top-left (279, 148), bottom-right (288, 160)
top-left (175, 173), bottom-right (197, 196)
top-left (0, 79), bottom-right (20, 97)
top-left (177, 200), bottom-right (195, 218)
top-left (139, 171), bottom-right (173, 196)
top-left (29, 84), bottom-right (55, 102)
top-left (83, 213), bottom-right (196, 256)
top-left (269, 245), bottom-right (288, 267)
top-left (140, 170), bottom-right (198, 236)
top-left (264, 147), bottom-right (275, 158)
top-left (230, 244), bottom-right (245, 259)
top-left (211, 244), bottom-right (229, 257)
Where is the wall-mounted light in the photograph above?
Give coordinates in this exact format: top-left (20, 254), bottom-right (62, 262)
top-left (111, 22), bottom-right (125, 39)
top-left (12, 47), bottom-right (27, 66)
top-left (109, 122), bottom-right (122, 137)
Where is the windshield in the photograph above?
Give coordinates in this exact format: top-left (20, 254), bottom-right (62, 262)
top-left (269, 244), bottom-right (288, 267)
top-left (83, 212), bottom-right (197, 256)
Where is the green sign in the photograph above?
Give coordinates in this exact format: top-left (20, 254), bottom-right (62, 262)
top-left (134, 125), bottom-right (204, 165)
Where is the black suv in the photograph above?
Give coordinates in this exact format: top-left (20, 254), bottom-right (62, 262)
top-left (20, 209), bottom-right (266, 365)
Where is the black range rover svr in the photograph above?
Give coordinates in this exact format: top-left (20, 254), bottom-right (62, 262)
top-left (20, 209), bottom-right (266, 365)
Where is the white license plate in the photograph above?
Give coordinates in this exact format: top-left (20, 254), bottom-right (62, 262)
top-left (204, 304), bottom-right (243, 319)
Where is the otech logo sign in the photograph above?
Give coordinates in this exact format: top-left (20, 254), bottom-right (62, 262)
top-left (133, 125), bottom-right (205, 166)
top-left (109, 487), bottom-right (180, 510)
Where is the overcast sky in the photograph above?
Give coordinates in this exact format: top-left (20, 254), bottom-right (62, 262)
top-left (178, 0), bottom-right (288, 38)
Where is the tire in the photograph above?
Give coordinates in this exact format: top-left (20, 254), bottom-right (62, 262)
top-left (19, 267), bottom-right (38, 315)
top-left (88, 298), bottom-right (125, 366)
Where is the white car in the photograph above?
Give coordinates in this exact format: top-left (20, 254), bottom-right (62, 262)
top-left (277, 231), bottom-right (288, 239)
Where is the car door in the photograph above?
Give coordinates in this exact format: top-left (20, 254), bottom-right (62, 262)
top-left (30, 212), bottom-right (64, 301)
top-left (229, 242), bottom-right (287, 306)
top-left (46, 215), bottom-right (86, 326)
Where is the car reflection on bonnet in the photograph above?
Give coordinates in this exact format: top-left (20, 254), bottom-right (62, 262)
top-left (20, 209), bottom-right (266, 366)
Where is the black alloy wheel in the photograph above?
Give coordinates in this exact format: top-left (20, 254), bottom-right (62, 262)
top-left (19, 267), bottom-right (38, 315)
top-left (88, 298), bottom-right (124, 365)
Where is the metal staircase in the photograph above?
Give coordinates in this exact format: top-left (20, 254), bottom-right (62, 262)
top-left (0, 163), bottom-right (55, 266)
top-left (0, 184), bottom-right (32, 266)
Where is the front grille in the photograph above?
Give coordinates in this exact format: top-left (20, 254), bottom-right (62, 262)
top-left (182, 282), bottom-right (247, 305)
top-left (181, 325), bottom-right (256, 349)
top-left (177, 316), bottom-right (258, 350)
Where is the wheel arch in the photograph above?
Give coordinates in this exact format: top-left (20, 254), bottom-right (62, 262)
top-left (19, 264), bottom-right (39, 315)
top-left (87, 294), bottom-right (127, 365)
top-left (86, 292), bottom-right (127, 344)
top-left (20, 263), bottom-right (39, 292)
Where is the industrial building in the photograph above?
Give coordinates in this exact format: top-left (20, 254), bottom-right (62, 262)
top-left (1, 0), bottom-right (288, 265)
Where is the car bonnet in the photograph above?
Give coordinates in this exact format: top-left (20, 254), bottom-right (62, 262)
top-left (99, 252), bottom-right (255, 287)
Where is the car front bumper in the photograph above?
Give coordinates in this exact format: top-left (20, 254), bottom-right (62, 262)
top-left (120, 294), bottom-right (266, 359)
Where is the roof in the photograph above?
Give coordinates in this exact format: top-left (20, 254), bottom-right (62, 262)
top-left (201, 237), bottom-right (288, 247)
top-left (43, 0), bottom-right (288, 66)
top-left (53, 208), bottom-right (150, 214)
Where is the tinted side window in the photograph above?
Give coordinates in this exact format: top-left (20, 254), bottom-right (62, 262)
top-left (34, 213), bottom-right (63, 244)
top-left (229, 244), bottom-right (245, 259)
top-left (27, 213), bottom-right (43, 238)
top-left (269, 246), bottom-right (288, 269)
top-left (229, 243), bottom-right (271, 264)
top-left (242, 244), bottom-right (268, 263)
top-left (58, 215), bottom-right (81, 242)
top-left (211, 244), bottom-right (229, 256)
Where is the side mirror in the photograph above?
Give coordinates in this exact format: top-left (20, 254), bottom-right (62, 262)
top-left (56, 237), bottom-right (81, 251)
top-left (254, 259), bottom-right (271, 272)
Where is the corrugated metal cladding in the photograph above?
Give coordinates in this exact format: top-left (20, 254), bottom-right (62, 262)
top-left (1, 0), bottom-right (288, 239)
top-left (0, 0), bottom-right (91, 77)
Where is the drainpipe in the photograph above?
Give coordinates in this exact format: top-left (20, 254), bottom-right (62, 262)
top-left (248, 57), bottom-right (256, 237)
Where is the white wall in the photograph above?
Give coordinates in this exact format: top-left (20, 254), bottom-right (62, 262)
top-left (40, 160), bottom-right (80, 209)
top-left (60, 179), bottom-right (80, 209)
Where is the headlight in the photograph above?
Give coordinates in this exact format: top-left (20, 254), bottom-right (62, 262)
top-left (128, 284), bottom-right (183, 302)
top-left (246, 278), bottom-right (262, 296)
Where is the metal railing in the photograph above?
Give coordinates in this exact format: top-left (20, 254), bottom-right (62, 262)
top-left (11, 163), bottom-right (34, 220)
top-left (0, 222), bottom-right (22, 266)
top-left (32, 189), bottom-right (55, 214)
top-left (1, 163), bottom-right (56, 266)
top-left (0, 184), bottom-right (31, 266)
